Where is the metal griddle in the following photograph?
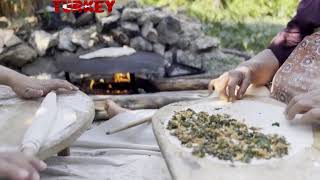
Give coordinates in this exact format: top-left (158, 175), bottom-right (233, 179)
top-left (55, 52), bottom-right (165, 75)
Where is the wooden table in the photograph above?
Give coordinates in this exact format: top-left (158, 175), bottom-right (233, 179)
top-left (0, 85), bottom-right (95, 159)
top-left (152, 87), bottom-right (320, 180)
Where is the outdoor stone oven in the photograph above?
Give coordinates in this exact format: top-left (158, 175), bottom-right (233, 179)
top-left (0, 0), bottom-right (246, 95)
top-left (56, 51), bottom-right (165, 95)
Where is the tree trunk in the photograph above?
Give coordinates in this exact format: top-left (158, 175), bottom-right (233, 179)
top-left (0, 0), bottom-right (50, 17)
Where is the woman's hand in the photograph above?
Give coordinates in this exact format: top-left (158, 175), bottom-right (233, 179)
top-left (9, 74), bottom-right (78, 99)
top-left (0, 152), bottom-right (47, 180)
top-left (208, 66), bottom-right (252, 101)
top-left (285, 90), bottom-right (320, 123)
top-left (208, 50), bottom-right (280, 101)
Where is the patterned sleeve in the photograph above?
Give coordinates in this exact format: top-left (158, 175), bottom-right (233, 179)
top-left (268, 0), bottom-right (320, 65)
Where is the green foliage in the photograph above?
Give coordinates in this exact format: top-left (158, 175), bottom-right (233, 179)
top-left (140, 0), bottom-right (299, 53)
top-left (205, 20), bottom-right (284, 53)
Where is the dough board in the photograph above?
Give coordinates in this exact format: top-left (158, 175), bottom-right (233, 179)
top-left (152, 89), bottom-right (320, 180)
top-left (0, 86), bottom-right (95, 159)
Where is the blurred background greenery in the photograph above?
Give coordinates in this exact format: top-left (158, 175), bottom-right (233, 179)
top-left (0, 0), bottom-right (52, 18)
top-left (140, 0), bottom-right (299, 53)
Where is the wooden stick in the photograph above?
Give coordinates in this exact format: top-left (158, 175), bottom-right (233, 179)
top-left (221, 48), bottom-right (253, 60)
top-left (104, 92), bottom-right (216, 134)
top-left (92, 90), bottom-right (208, 111)
top-left (151, 78), bottom-right (211, 91)
top-left (106, 116), bottom-right (152, 135)
top-left (57, 148), bottom-right (71, 157)
top-left (94, 110), bottom-right (108, 121)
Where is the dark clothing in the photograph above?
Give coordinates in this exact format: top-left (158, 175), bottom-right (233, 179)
top-left (268, 0), bottom-right (320, 65)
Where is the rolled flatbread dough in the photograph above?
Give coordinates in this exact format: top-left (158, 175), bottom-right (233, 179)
top-left (21, 92), bottom-right (57, 155)
top-left (79, 47), bottom-right (136, 59)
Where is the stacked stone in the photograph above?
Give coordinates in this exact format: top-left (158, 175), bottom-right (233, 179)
top-left (0, 1), bottom-right (242, 78)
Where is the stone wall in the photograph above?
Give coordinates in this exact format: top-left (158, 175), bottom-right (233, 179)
top-left (0, 0), bottom-right (244, 79)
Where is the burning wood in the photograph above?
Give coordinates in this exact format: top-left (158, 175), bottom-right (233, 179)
top-left (80, 72), bottom-right (134, 95)
top-left (113, 72), bottom-right (131, 83)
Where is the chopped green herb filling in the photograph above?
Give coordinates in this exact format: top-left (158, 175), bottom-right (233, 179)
top-left (167, 109), bottom-right (289, 163)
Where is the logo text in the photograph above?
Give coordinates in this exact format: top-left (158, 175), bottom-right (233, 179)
top-left (52, 0), bottom-right (116, 14)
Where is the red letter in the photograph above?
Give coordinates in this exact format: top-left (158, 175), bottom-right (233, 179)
top-left (83, 0), bottom-right (94, 13)
top-left (105, 0), bottom-right (115, 14)
top-left (62, 0), bottom-right (71, 13)
top-left (53, 0), bottom-right (62, 13)
top-left (94, 0), bottom-right (104, 13)
top-left (71, 0), bottom-right (83, 12)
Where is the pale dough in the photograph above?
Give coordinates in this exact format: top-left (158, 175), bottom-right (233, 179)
top-left (79, 46), bottom-right (136, 59)
top-left (164, 99), bottom-right (313, 165)
top-left (21, 92), bottom-right (57, 154)
top-left (153, 95), bottom-right (320, 180)
top-left (0, 86), bottom-right (95, 159)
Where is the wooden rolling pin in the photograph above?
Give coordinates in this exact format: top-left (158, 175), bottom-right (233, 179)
top-left (105, 93), bottom-right (215, 135)
top-left (20, 92), bottom-right (58, 156)
top-left (106, 116), bottom-right (152, 135)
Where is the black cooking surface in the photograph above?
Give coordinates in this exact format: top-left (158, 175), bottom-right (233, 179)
top-left (55, 52), bottom-right (165, 75)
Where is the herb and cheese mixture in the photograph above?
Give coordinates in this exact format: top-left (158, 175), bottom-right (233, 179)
top-left (167, 109), bottom-right (289, 163)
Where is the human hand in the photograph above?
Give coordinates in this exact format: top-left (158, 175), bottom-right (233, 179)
top-left (9, 74), bottom-right (78, 99)
top-left (0, 152), bottom-right (47, 180)
top-left (285, 90), bottom-right (320, 123)
top-left (208, 66), bottom-right (252, 101)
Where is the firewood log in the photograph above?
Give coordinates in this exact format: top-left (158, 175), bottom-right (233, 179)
top-left (151, 78), bottom-right (211, 91)
top-left (92, 90), bottom-right (208, 111)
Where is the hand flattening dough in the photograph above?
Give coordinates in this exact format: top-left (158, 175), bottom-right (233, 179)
top-left (0, 87), bottom-right (94, 159)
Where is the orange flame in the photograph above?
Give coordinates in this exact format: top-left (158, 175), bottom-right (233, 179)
top-left (113, 73), bottom-right (131, 83)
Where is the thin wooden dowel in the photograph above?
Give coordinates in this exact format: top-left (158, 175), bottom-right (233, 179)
top-left (106, 117), bottom-right (152, 135)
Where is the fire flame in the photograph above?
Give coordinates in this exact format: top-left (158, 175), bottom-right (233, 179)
top-left (89, 79), bottom-right (95, 90)
top-left (113, 73), bottom-right (131, 83)
top-left (87, 73), bottom-right (131, 94)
